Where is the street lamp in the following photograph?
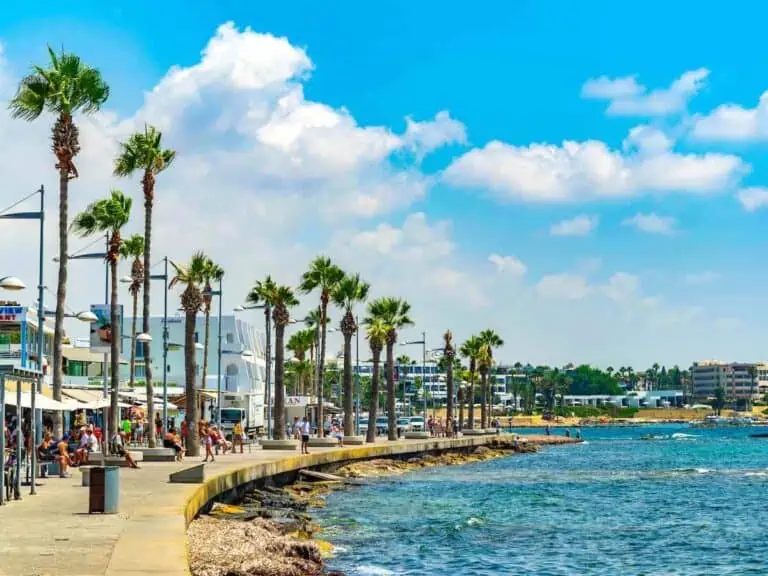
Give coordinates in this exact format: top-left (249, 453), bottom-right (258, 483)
top-left (234, 303), bottom-right (272, 438)
top-left (401, 331), bottom-right (427, 419)
top-left (1, 186), bottom-right (44, 442)
top-left (202, 281), bottom-right (223, 427)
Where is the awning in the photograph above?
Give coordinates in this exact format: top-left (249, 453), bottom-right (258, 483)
top-left (5, 392), bottom-right (79, 411)
top-left (63, 389), bottom-right (104, 403)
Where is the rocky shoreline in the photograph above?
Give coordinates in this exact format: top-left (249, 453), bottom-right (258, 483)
top-left (187, 436), bottom-right (568, 576)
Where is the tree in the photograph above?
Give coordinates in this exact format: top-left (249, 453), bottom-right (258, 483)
top-left (299, 257), bottom-right (344, 437)
top-left (554, 369), bottom-right (571, 415)
top-left (363, 317), bottom-right (388, 443)
top-left (287, 329), bottom-right (315, 394)
top-left (120, 234), bottom-right (144, 389)
top-left (459, 336), bottom-right (482, 428)
top-left (200, 257), bottom-right (224, 390)
top-left (713, 384), bottom-right (725, 415)
top-left (331, 273), bottom-right (370, 437)
top-left (114, 124), bottom-right (175, 448)
top-left (169, 253), bottom-right (207, 456)
top-left (10, 47), bottom-right (110, 436)
top-left (443, 330), bottom-right (456, 436)
top-left (476, 343), bottom-right (493, 427)
top-left (269, 284), bottom-right (299, 440)
top-left (397, 354), bottom-right (413, 412)
top-left (71, 190), bottom-right (131, 443)
top-left (367, 297), bottom-right (413, 440)
top-left (246, 277), bottom-right (278, 412)
top-left (747, 365), bottom-right (757, 411)
top-left (303, 308), bottom-right (329, 397)
top-left (478, 329), bottom-right (504, 427)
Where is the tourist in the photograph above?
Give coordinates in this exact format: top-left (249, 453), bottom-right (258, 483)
top-left (109, 430), bottom-right (140, 468)
top-left (202, 424), bottom-right (215, 462)
top-left (300, 416), bottom-right (310, 455)
top-left (54, 436), bottom-right (73, 478)
top-left (211, 426), bottom-right (230, 454)
top-left (181, 419), bottom-right (188, 447)
top-left (565, 428), bottom-right (571, 438)
top-left (155, 413), bottom-right (162, 437)
top-left (121, 416), bottom-right (132, 445)
top-left (135, 416), bottom-right (144, 445)
top-left (332, 424), bottom-right (343, 446)
top-left (292, 416), bottom-right (301, 440)
top-left (163, 429), bottom-right (185, 461)
top-left (232, 420), bottom-right (245, 454)
top-left (545, 424), bottom-right (551, 436)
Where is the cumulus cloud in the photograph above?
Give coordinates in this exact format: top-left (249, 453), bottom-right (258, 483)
top-left (582, 69), bottom-right (709, 116)
top-left (691, 92), bottom-right (768, 141)
top-left (622, 212), bottom-right (677, 235)
top-left (536, 274), bottom-right (591, 300)
top-left (403, 110), bottom-right (467, 158)
top-left (442, 134), bottom-right (746, 203)
top-left (550, 214), bottom-right (598, 236)
top-left (488, 254), bottom-right (527, 276)
top-left (736, 187), bottom-right (768, 211)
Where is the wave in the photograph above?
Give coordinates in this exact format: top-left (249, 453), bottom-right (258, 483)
top-left (467, 517), bottom-right (484, 526)
top-left (671, 432), bottom-right (698, 440)
top-left (355, 566), bottom-right (395, 575)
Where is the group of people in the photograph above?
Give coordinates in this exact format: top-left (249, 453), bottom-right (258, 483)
top-left (288, 416), bottom-right (312, 454)
top-left (198, 420), bottom-right (245, 462)
top-left (427, 416), bottom-right (459, 437)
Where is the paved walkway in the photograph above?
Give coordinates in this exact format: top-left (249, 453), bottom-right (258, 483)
top-left (0, 434), bottom-right (573, 576)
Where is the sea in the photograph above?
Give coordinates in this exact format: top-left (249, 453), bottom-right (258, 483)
top-left (313, 424), bottom-right (768, 575)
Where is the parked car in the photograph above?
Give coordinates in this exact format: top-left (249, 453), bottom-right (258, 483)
top-left (359, 418), bottom-right (369, 434)
top-left (409, 416), bottom-right (425, 431)
top-left (375, 416), bottom-right (389, 435)
top-left (397, 417), bottom-right (411, 435)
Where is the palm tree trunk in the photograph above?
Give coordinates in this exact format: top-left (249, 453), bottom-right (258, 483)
top-left (458, 387), bottom-right (465, 430)
top-left (274, 322), bottom-right (286, 441)
top-left (109, 259), bottom-right (120, 444)
top-left (52, 166), bottom-right (69, 438)
top-left (468, 368), bottom-right (475, 429)
top-left (343, 333), bottom-right (353, 436)
top-left (143, 193), bottom-right (156, 448)
top-left (184, 310), bottom-right (199, 456)
top-left (386, 342), bottom-right (396, 441)
top-left (318, 304), bottom-right (328, 437)
top-left (202, 308), bottom-right (211, 389)
top-left (366, 349), bottom-right (381, 443)
top-left (446, 361), bottom-right (454, 437)
top-left (129, 291), bottom-right (138, 388)
top-left (480, 373), bottom-right (487, 428)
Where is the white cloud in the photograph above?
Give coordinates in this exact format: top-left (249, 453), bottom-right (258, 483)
top-left (536, 274), bottom-right (591, 300)
top-left (601, 272), bottom-right (640, 302)
top-left (736, 187), bottom-right (768, 211)
top-left (582, 69), bottom-right (709, 116)
top-left (622, 212), bottom-right (677, 235)
top-left (403, 111), bottom-right (467, 158)
top-left (684, 271), bottom-right (719, 285)
top-left (442, 134), bottom-right (746, 203)
top-left (488, 254), bottom-right (527, 276)
top-left (691, 92), bottom-right (768, 142)
top-left (550, 214), bottom-right (598, 236)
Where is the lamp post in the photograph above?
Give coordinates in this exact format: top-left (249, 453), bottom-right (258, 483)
top-left (203, 280), bottom-right (223, 427)
top-left (234, 303), bottom-right (271, 437)
top-left (401, 331), bottom-right (427, 418)
top-left (1, 186), bottom-right (44, 442)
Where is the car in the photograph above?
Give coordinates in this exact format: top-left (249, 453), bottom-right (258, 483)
top-left (397, 417), bottom-right (411, 434)
top-left (375, 416), bottom-right (389, 435)
top-left (359, 418), bottom-right (369, 433)
top-left (409, 416), bottom-right (425, 431)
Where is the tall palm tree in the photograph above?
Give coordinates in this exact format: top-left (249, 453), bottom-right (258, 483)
top-left (10, 47), bottom-right (109, 436)
top-left (460, 336), bottom-right (482, 429)
top-left (119, 234), bottom-right (144, 389)
top-left (246, 277), bottom-right (278, 413)
top-left (331, 273), bottom-right (370, 437)
top-left (200, 257), bottom-right (224, 390)
top-left (114, 124), bottom-right (176, 448)
top-left (368, 297), bottom-right (413, 440)
top-left (478, 329), bottom-right (504, 428)
top-left (71, 190), bottom-right (131, 443)
top-left (364, 317), bottom-right (388, 443)
top-left (397, 354), bottom-right (413, 414)
top-left (299, 257), bottom-right (344, 437)
top-left (477, 343), bottom-right (492, 427)
top-left (303, 309), bottom-right (328, 394)
top-left (443, 330), bottom-right (456, 436)
top-left (169, 253), bottom-right (207, 456)
top-left (287, 328), bottom-right (315, 394)
top-left (270, 284), bottom-right (299, 441)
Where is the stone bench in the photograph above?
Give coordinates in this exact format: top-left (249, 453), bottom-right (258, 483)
top-left (131, 447), bottom-right (176, 462)
top-left (307, 437), bottom-right (340, 448)
top-left (342, 435), bottom-right (365, 445)
top-left (90, 451), bottom-right (143, 467)
top-left (260, 439), bottom-right (299, 451)
top-left (461, 429), bottom-right (486, 436)
top-left (169, 463), bottom-right (205, 484)
top-left (404, 431), bottom-right (430, 440)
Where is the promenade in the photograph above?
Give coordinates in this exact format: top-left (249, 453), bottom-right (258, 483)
top-left (0, 434), bottom-right (574, 576)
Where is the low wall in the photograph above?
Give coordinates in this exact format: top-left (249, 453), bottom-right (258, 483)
top-left (183, 435), bottom-right (507, 527)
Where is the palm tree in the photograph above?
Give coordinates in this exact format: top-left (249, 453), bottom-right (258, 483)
top-left (478, 330), bottom-right (504, 428)
top-left (443, 330), bottom-right (456, 436)
top-left (269, 284), bottom-right (300, 441)
top-left (169, 253), bottom-right (207, 456)
top-left (246, 277), bottom-right (278, 414)
top-left (397, 354), bottom-right (413, 413)
top-left (114, 124), bottom-right (175, 447)
top-left (477, 343), bottom-right (492, 427)
top-left (200, 257), bottom-right (224, 390)
top-left (303, 309), bottom-right (328, 394)
top-left (367, 297), bottom-right (413, 440)
top-left (331, 273), bottom-right (370, 437)
top-left (299, 257), bottom-right (344, 437)
top-left (10, 47), bottom-right (109, 436)
top-left (460, 336), bottom-right (482, 429)
top-left (119, 234), bottom-right (144, 389)
top-left (287, 328), bottom-right (315, 394)
top-left (71, 190), bottom-right (131, 443)
top-left (364, 317), bottom-right (388, 443)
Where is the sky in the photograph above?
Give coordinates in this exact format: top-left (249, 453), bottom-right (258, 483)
top-left (1, 0), bottom-right (768, 369)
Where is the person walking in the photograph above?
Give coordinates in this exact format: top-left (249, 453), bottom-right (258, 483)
top-left (300, 416), bottom-right (311, 455)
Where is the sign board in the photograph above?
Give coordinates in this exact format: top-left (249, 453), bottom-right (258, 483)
top-left (90, 304), bottom-right (123, 353)
top-left (0, 305), bottom-right (24, 322)
top-left (286, 396), bottom-right (310, 407)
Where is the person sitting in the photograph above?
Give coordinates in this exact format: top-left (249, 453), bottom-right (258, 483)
top-left (332, 424), bottom-right (344, 446)
top-left (109, 431), bottom-right (140, 469)
top-left (163, 429), bottom-right (185, 461)
top-left (211, 426), bottom-right (230, 455)
top-left (75, 427), bottom-right (97, 466)
top-left (54, 437), bottom-right (73, 478)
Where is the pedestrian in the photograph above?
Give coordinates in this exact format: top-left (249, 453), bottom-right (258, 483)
top-left (300, 416), bottom-right (311, 455)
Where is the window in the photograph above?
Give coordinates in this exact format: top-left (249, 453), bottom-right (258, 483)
top-left (226, 332), bottom-right (235, 344)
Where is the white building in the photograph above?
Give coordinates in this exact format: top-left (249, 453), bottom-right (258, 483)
top-left (124, 313), bottom-right (267, 400)
top-left (691, 361), bottom-right (762, 401)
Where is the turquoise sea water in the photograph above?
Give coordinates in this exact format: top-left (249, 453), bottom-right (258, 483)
top-left (314, 425), bottom-right (768, 575)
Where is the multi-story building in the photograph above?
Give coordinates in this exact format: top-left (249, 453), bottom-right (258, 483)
top-left (0, 303), bottom-right (54, 381)
top-left (123, 313), bottom-right (267, 399)
top-left (691, 361), bottom-right (762, 402)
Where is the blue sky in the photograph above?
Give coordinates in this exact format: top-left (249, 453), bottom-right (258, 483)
top-left (1, 1), bottom-right (768, 368)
